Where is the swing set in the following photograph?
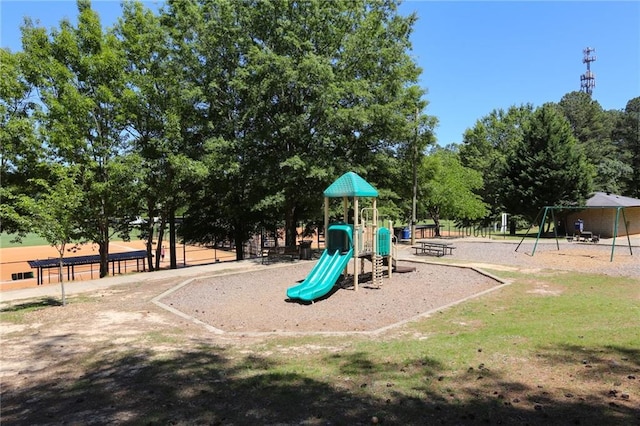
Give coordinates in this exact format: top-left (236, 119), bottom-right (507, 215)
top-left (515, 205), bottom-right (634, 262)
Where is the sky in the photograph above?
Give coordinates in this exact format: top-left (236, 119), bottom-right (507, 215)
top-left (2, 1), bottom-right (639, 146)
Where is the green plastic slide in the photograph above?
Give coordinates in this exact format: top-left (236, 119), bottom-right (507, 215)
top-left (286, 247), bottom-right (353, 302)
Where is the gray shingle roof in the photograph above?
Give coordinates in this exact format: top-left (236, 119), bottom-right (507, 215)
top-left (586, 192), bottom-right (640, 207)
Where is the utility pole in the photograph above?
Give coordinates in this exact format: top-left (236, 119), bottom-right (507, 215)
top-left (411, 107), bottom-right (418, 245)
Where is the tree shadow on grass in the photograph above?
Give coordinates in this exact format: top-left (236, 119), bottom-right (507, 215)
top-left (1, 342), bottom-right (638, 425)
top-left (0, 297), bottom-right (62, 312)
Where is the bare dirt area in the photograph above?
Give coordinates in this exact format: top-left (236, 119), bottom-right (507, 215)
top-left (1, 239), bottom-right (638, 425)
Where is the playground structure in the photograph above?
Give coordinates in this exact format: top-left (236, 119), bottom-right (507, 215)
top-left (287, 172), bottom-right (400, 302)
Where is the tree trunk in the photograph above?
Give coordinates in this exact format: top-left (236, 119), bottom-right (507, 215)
top-left (58, 247), bottom-right (66, 306)
top-left (98, 213), bottom-right (110, 278)
top-left (234, 224), bottom-right (244, 261)
top-left (285, 203), bottom-right (298, 248)
top-left (145, 218), bottom-right (155, 272)
top-left (98, 240), bottom-right (109, 278)
top-left (433, 217), bottom-right (441, 237)
top-left (429, 207), bottom-right (441, 237)
top-left (155, 216), bottom-right (166, 270)
top-left (169, 210), bottom-right (177, 269)
top-left (272, 226), bottom-right (280, 248)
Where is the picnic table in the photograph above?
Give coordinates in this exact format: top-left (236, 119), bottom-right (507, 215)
top-left (567, 231), bottom-right (599, 243)
top-left (413, 241), bottom-right (455, 257)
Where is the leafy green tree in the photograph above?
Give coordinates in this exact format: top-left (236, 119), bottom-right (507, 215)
top-left (389, 101), bottom-right (438, 230)
top-left (615, 97), bottom-right (640, 197)
top-left (163, 0), bottom-right (427, 254)
top-left (21, 167), bottom-right (84, 306)
top-left (557, 91), bottom-right (620, 191)
top-left (593, 155), bottom-right (633, 195)
top-left (20, 0), bottom-right (136, 277)
top-left (503, 103), bottom-right (593, 223)
top-left (235, 0), bottom-right (425, 247)
top-left (459, 104), bottom-right (534, 217)
top-left (156, 0), bottom-right (259, 260)
top-left (116, 0), bottom-right (209, 268)
top-left (418, 148), bottom-right (487, 236)
top-left (0, 48), bottom-right (44, 236)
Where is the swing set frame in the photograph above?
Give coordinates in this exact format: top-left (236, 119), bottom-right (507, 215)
top-left (515, 205), bottom-right (633, 262)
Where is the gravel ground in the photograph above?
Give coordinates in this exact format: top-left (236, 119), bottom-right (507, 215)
top-left (435, 239), bottom-right (639, 277)
top-left (157, 239), bottom-right (637, 335)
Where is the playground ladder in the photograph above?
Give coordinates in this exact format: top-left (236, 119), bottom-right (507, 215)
top-left (372, 254), bottom-right (384, 287)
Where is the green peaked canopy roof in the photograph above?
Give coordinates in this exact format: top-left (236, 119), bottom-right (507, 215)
top-left (323, 172), bottom-right (378, 198)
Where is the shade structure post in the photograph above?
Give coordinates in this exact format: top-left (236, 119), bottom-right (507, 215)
top-left (372, 199), bottom-right (378, 280)
top-left (343, 196), bottom-right (348, 222)
top-left (388, 220), bottom-right (393, 278)
top-left (324, 197), bottom-right (329, 245)
top-left (353, 196), bottom-right (359, 291)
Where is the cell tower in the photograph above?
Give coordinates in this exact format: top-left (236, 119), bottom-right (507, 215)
top-left (580, 47), bottom-right (596, 96)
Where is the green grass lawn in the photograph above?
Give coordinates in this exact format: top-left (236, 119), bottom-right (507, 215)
top-left (245, 271), bottom-right (638, 424)
top-left (2, 268), bottom-right (637, 425)
top-left (0, 232), bottom-right (144, 248)
top-left (0, 232), bottom-right (52, 248)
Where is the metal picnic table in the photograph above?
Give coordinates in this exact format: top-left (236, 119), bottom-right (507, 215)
top-left (412, 241), bottom-right (455, 257)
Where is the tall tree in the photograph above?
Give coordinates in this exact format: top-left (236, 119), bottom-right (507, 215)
top-left (503, 103), bottom-right (593, 223)
top-left (158, 0), bottom-right (259, 260)
top-left (418, 148), bottom-right (487, 236)
top-left (20, 0), bottom-right (136, 277)
top-left (237, 0), bottom-right (425, 246)
top-left (459, 104), bottom-right (534, 218)
top-left (386, 107), bottom-right (437, 235)
top-left (169, 0), bottom-right (428, 254)
top-left (615, 97), bottom-right (640, 197)
top-left (557, 91), bottom-right (620, 192)
top-left (0, 48), bottom-right (44, 236)
top-left (117, 0), bottom-right (209, 268)
top-left (21, 166), bottom-right (83, 306)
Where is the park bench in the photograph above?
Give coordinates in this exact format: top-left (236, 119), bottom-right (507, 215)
top-left (263, 245), bottom-right (299, 264)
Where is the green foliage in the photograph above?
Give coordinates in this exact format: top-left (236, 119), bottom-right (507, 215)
top-left (19, 1), bottom-right (137, 277)
top-left (503, 103), bottom-right (593, 222)
top-left (20, 1), bottom-right (640, 270)
top-left (595, 156), bottom-right (633, 195)
top-left (21, 166), bottom-right (84, 305)
top-left (557, 91), bottom-right (620, 192)
top-left (459, 105), bottom-right (534, 215)
top-left (232, 0), bottom-right (425, 245)
top-left (160, 0), bottom-right (430, 249)
top-left (418, 148), bottom-right (487, 230)
top-left (0, 48), bottom-right (44, 236)
top-left (615, 97), bottom-right (640, 197)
